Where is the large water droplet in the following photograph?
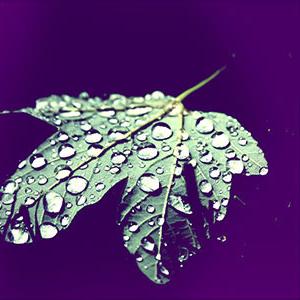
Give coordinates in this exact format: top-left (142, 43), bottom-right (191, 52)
top-left (127, 106), bottom-right (152, 116)
top-left (211, 132), bottom-right (230, 149)
top-left (85, 129), bottom-right (102, 144)
top-left (3, 181), bottom-right (18, 194)
top-left (222, 171), bottom-right (232, 183)
top-left (152, 122), bottom-right (173, 140)
top-left (199, 180), bottom-right (213, 194)
top-left (87, 144), bottom-right (103, 157)
top-left (55, 165), bottom-right (72, 180)
top-left (200, 150), bottom-right (213, 164)
top-left (138, 173), bottom-right (160, 193)
top-left (196, 117), bottom-right (214, 134)
top-left (40, 223), bottom-right (58, 239)
top-left (58, 144), bottom-right (76, 159)
top-left (174, 143), bottom-right (190, 160)
top-left (227, 159), bottom-right (244, 174)
top-left (9, 228), bottom-right (29, 244)
top-left (57, 131), bottom-right (69, 142)
top-left (66, 176), bottom-right (88, 195)
top-left (111, 152), bottom-right (127, 164)
top-left (44, 191), bottom-right (64, 214)
top-left (30, 154), bottom-right (47, 170)
top-left (137, 143), bottom-right (158, 160)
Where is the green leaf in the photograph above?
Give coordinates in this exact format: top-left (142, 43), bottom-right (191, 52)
top-left (0, 69), bottom-right (268, 284)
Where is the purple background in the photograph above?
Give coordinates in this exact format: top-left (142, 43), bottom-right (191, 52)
top-left (0, 1), bottom-right (299, 299)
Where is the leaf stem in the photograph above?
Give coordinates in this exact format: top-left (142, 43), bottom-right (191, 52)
top-left (175, 66), bottom-right (226, 103)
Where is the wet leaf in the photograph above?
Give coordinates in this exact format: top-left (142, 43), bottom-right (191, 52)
top-left (0, 68), bottom-right (268, 284)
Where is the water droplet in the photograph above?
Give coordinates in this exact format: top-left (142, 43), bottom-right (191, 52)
top-left (111, 152), bottom-right (127, 164)
top-left (242, 154), bottom-right (249, 162)
top-left (238, 137), bottom-right (248, 146)
top-left (152, 122), bottom-right (173, 140)
top-left (99, 109), bottom-right (116, 118)
top-left (136, 132), bottom-right (147, 142)
top-left (26, 176), bottom-right (35, 184)
top-left (66, 176), bottom-right (88, 195)
top-left (30, 154), bottom-right (47, 170)
top-left (156, 167), bottom-right (164, 174)
top-left (259, 167), bottom-right (268, 175)
top-left (199, 180), bottom-right (213, 194)
top-left (18, 160), bottom-right (27, 169)
top-left (85, 129), bottom-right (102, 144)
top-left (222, 172), bottom-right (232, 183)
top-left (40, 223), bottom-right (58, 239)
top-left (110, 166), bottom-right (120, 174)
top-left (37, 175), bottom-right (48, 185)
top-left (138, 173), bottom-right (160, 193)
top-left (142, 236), bottom-right (156, 253)
top-left (196, 117), bottom-right (214, 134)
top-left (151, 91), bottom-right (164, 100)
top-left (211, 132), bottom-right (230, 149)
top-left (58, 144), bottom-right (76, 159)
top-left (209, 166), bottom-right (221, 179)
top-left (61, 215), bottom-right (70, 226)
top-left (200, 150), bottom-right (213, 164)
top-left (157, 217), bottom-right (165, 226)
top-left (24, 196), bottom-right (35, 206)
top-left (44, 191), bottom-right (64, 214)
top-left (128, 222), bottom-right (139, 233)
top-left (127, 106), bottom-right (152, 116)
top-left (80, 122), bottom-right (92, 132)
top-left (146, 205), bottom-right (155, 213)
top-left (2, 194), bottom-right (15, 205)
top-left (9, 228), bottom-right (29, 244)
top-left (87, 144), bottom-right (103, 157)
top-left (137, 143), bottom-right (158, 160)
top-left (95, 182), bottom-right (105, 192)
top-left (228, 159), bottom-right (244, 174)
top-left (161, 144), bottom-right (171, 152)
top-left (225, 149), bottom-right (236, 159)
top-left (77, 195), bottom-right (87, 206)
top-left (55, 165), bottom-right (72, 180)
top-left (108, 127), bottom-right (128, 140)
top-left (57, 131), bottom-right (69, 142)
top-left (3, 181), bottom-right (18, 194)
top-left (159, 265), bottom-right (170, 276)
top-left (174, 143), bottom-right (190, 160)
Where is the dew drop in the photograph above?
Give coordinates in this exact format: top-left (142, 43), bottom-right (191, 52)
top-left (99, 109), bottom-right (116, 118)
top-left (76, 195), bottom-right (87, 206)
top-left (58, 144), bottom-right (76, 159)
top-left (44, 191), bottom-right (64, 214)
top-left (18, 160), bottom-right (27, 169)
top-left (55, 165), bottom-right (72, 180)
top-left (137, 143), bottom-right (158, 160)
top-left (9, 228), bottom-right (29, 244)
top-left (156, 167), bottom-right (164, 174)
top-left (259, 167), bottom-right (269, 175)
top-left (3, 181), bottom-right (18, 194)
top-left (87, 144), bottom-right (103, 157)
top-left (200, 150), bottom-right (213, 164)
top-left (95, 182), bottom-right (105, 192)
top-left (199, 180), bottom-right (213, 194)
top-left (211, 132), bottom-right (230, 149)
top-left (111, 152), bottom-right (127, 164)
top-left (57, 131), bottom-right (69, 142)
top-left (146, 205), bottom-right (156, 213)
top-left (142, 236), bottom-right (156, 253)
top-left (61, 215), bottom-right (70, 227)
top-left (225, 149), bottom-right (236, 159)
top-left (222, 171), bottom-right (232, 183)
top-left (85, 129), bottom-right (102, 144)
top-left (209, 166), bottom-right (221, 179)
top-left (228, 159), bottom-right (244, 174)
top-left (40, 223), bottom-right (58, 239)
top-left (152, 122), bottom-right (173, 140)
top-left (127, 106), bottom-right (152, 116)
top-left (128, 222), bottom-right (139, 233)
top-left (37, 175), bottom-right (48, 185)
top-left (238, 137), bottom-right (248, 146)
top-left (30, 154), bottom-right (47, 170)
top-left (66, 176), bottom-right (88, 195)
top-left (196, 117), bottom-right (214, 134)
top-left (174, 143), bottom-right (190, 160)
top-left (138, 173), bottom-right (160, 193)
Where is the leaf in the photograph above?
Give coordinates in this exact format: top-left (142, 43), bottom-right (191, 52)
top-left (0, 68), bottom-right (268, 284)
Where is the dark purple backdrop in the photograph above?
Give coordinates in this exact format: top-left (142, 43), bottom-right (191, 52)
top-left (0, 1), bottom-right (299, 300)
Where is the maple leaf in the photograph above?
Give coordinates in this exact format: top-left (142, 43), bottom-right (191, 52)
top-left (0, 68), bottom-right (268, 284)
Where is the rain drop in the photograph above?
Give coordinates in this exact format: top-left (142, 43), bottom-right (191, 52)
top-left (58, 144), bottom-right (76, 159)
top-left (138, 173), bottom-right (160, 193)
top-left (30, 154), bottom-right (47, 170)
top-left (66, 176), bottom-right (88, 195)
top-left (152, 122), bottom-right (173, 140)
top-left (196, 117), bottom-right (214, 134)
top-left (137, 143), bottom-right (158, 160)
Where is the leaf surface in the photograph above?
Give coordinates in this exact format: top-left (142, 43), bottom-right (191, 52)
top-left (0, 73), bottom-right (268, 284)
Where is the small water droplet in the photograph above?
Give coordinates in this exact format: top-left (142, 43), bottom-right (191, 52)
top-left (77, 195), bottom-right (87, 206)
top-left (61, 215), bottom-right (70, 226)
top-left (37, 175), bottom-right (48, 185)
top-left (259, 167), bottom-right (268, 175)
top-left (142, 236), bottom-right (156, 253)
top-left (95, 182), bottom-right (105, 192)
top-left (156, 167), bottom-right (164, 174)
top-left (174, 143), bottom-right (190, 160)
top-left (146, 205), bottom-right (156, 213)
top-left (238, 137), bottom-right (248, 146)
top-left (9, 228), bottom-right (29, 244)
top-left (18, 160), bottom-right (27, 169)
top-left (57, 131), bottom-right (69, 142)
top-left (209, 166), bottom-right (221, 179)
top-left (55, 165), bottom-right (72, 180)
top-left (222, 172), bottom-right (232, 183)
top-left (225, 149), bottom-right (236, 159)
top-left (127, 106), bottom-right (152, 116)
top-left (200, 150), bottom-right (213, 164)
top-left (128, 222), bottom-right (139, 233)
top-left (99, 109), bottom-right (116, 118)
